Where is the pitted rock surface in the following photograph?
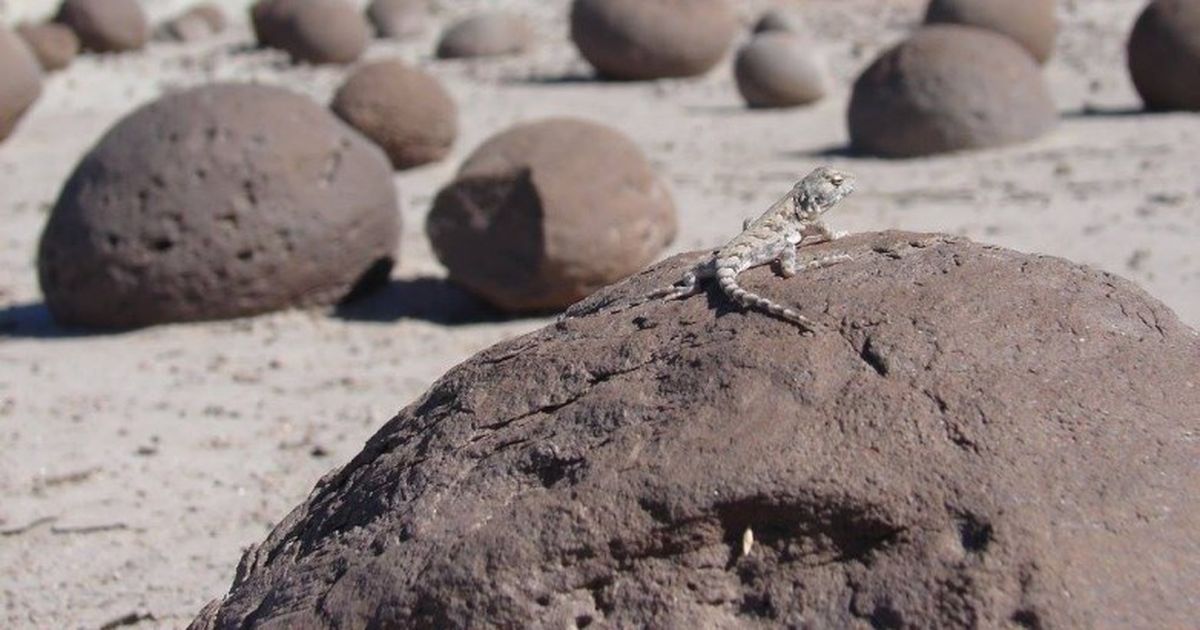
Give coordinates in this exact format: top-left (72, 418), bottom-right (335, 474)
top-left (192, 232), bottom-right (1200, 629)
top-left (38, 83), bottom-right (399, 328)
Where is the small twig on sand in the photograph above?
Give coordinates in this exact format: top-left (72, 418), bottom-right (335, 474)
top-left (51, 522), bottom-right (129, 535)
top-left (0, 516), bottom-right (58, 536)
top-left (98, 610), bottom-right (156, 630)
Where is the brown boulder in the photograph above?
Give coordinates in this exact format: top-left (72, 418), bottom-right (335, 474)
top-left (0, 27), bottom-right (42, 142)
top-left (16, 22), bottom-right (79, 71)
top-left (190, 232), bottom-right (1200, 628)
top-left (331, 59), bottom-right (458, 170)
top-left (848, 25), bottom-right (1057, 157)
top-left (426, 117), bottom-right (676, 312)
top-left (435, 12), bottom-right (534, 59)
top-left (250, 0), bottom-right (304, 48)
top-left (366, 0), bottom-right (427, 39)
top-left (734, 33), bottom-right (826, 108)
top-left (37, 83), bottom-right (400, 328)
top-left (276, 0), bottom-right (370, 64)
top-left (54, 0), bottom-right (148, 53)
top-left (1127, 0), bottom-right (1200, 111)
top-left (570, 0), bottom-right (737, 80)
top-left (925, 0), bottom-right (1057, 63)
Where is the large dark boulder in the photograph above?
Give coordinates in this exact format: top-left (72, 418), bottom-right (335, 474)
top-left (1127, 0), bottom-right (1200, 111)
top-left (38, 83), bottom-right (400, 328)
top-left (191, 232), bottom-right (1200, 628)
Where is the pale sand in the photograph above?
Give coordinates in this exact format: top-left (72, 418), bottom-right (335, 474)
top-left (2, 0), bottom-right (1196, 627)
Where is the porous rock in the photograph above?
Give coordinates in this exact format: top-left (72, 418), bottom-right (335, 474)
top-left (570, 0), bottom-right (737, 80)
top-left (16, 22), bottom-right (79, 71)
top-left (435, 12), bottom-right (534, 59)
top-left (753, 6), bottom-right (803, 34)
top-left (276, 0), bottom-right (370, 64)
top-left (331, 59), bottom-right (457, 170)
top-left (190, 232), bottom-right (1200, 628)
top-left (426, 117), bottom-right (676, 312)
top-left (735, 32), bottom-right (826, 108)
top-left (1127, 0), bottom-right (1200, 111)
top-left (37, 83), bottom-right (399, 328)
top-left (848, 25), bottom-right (1056, 157)
top-left (925, 0), bottom-right (1058, 63)
top-left (366, 0), bottom-right (427, 39)
top-left (0, 27), bottom-right (43, 142)
top-left (54, 0), bottom-right (148, 53)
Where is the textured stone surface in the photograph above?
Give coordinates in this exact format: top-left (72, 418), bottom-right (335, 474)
top-left (848, 25), bottom-right (1057, 157)
top-left (331, 59), bottom-right (458, 169)
top-left (435, 12), bottom-right (534, 59)
top-left (1127, 0), bottom-right (1200, 111)
top-left (366, 0), bottom-right (427, 39)
top-left (925, 0), bottom-right (1058, 63)
top-left (37, 83), bottom-right (400, 328)
top-left (0, 27), bottom-right (42, 142)
top-left (191, 232), bottom-right (1200, 629)
top-left (16, 22), bottom-right (79, 71)
top-left (276, 0), bottom-right (370, 64)
top-left (426, 117), bottom-right (676, 312)
top-left (53, 0), bottom-right (148, 53)
top-left (570, 0), bottom-right (737, 80)
top-left (735, 33), bottom-right (826, 108)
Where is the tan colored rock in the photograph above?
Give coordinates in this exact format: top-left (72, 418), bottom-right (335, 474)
top-left (734, 33), bottom-right (826, 108)
top-left (925, 0), bottom-right (1057, 63)
top-left (16, 22), bottom-right (78, 72)
top-left (0, 27), bottom-right (43, 142)
top-left (435, 12), bottom-right (534, 59)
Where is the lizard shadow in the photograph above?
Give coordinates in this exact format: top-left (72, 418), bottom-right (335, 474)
top-left (334, 277), bottom-right (523, 326)
top-left (1059, 105), bottom-right (1156, 119)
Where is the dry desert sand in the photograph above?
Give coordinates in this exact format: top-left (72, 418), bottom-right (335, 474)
top-left (1, 0), bottom-right (1197, 627)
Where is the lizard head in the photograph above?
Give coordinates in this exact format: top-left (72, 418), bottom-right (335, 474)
top-left (793, 166), bottom-right (855, 219)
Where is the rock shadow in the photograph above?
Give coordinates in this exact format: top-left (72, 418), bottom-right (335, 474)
top-left (335, 277), bottom-right (520, 326)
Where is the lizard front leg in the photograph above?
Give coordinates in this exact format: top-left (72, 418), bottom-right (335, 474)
top-left (776, 244), bottom-right (798, 278)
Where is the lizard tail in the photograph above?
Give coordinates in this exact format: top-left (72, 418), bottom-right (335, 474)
top-left (716, 267), bottom-right (816, 330)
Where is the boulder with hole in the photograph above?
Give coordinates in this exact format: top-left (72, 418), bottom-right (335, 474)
top-left (331, 59), bottom-right (458, 170)
top-left (426, 118), bottom-right (676, 312)
top-left (735, 32), bottom-right (826, 108)
top-left (435, 12), bottom-right (534, 59)
top-left (0, 27), bottom-right (42, 142)
top-left (190, 232), bottom-right (1200, 628)
top-left (37, 83), bottom-right (400, 328)
top-left (54, 0), bottom-right (148, 53)
top-left (1127, 0), bottom-right (1200, 111)
top-left (570, 0), bottom-right (737, 80)
top-left (367, 0), bottom-right (428, 39)
top-left (848, 25), bottom-right (1056, 157)
top-left (925, 0), bottom-right (1057, 63)
top-left (16, 23), bottom-right (79, 71)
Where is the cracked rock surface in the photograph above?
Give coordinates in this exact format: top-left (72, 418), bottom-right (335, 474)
top-left (192, 231), bottom-right (1200, 629)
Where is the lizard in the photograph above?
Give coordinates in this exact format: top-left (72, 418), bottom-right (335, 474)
top-left (653, 165), bottom-right (855, 331)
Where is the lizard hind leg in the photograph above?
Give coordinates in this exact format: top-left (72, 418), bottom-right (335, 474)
top-left (662, 269), bottom-right (702, 300)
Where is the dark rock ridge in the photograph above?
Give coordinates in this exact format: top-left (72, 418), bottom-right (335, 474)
top-left (192, 232), bottom-right (1200, 628)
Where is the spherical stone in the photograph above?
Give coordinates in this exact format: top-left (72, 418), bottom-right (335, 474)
top-left (331, 59), bottom-right (458, 170)
top-left (925, 0), bottom-right (1057, 63)
top-left (276, 0), bottom-right (370, 64)
top-left (192, 232), bottom-right (1200, 629)
top-left (0, 27), bottom-right (43, 142)
top-left (250, 0), bottom-right (298, 48)
top-left (753, 7), bottom-right (803, 34)
top-left (54, 0), bottom-right (148, 53)
top-left (366, 0), bottom-right (427, 39)
top-left (16, 22), bottom-right (78, 72)
top-left (435, 12), bottom-right (534, 59)
top-left (426, 118), bottom-right (677, 312)
top-left (734, 33), bottom-right (826, 108)
top-left (1127, 0), bottom-right (1200, 111)
top-left (37, 83), bottom-right (400, 328)
top-left (157, 3), bottom-right (227, 42)
top-left (570, 0), bottom-right (737, 80)
top-left (848, 25), bottom-right (1057, 158)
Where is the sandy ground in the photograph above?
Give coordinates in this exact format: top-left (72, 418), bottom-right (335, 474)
top-left (1, 0), bottom-right (1196, 627)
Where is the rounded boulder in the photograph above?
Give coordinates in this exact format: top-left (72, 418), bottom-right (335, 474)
top-left (1127, 0), bottom-right (1200, 111)
top-left (276, 0), bottom-right (370, 64)
top-left (0, 27), bottom-right (43, 142)
top-left (426, 118), bottom-right (676, 312)
top-left (191, 232), bottom-right (1200, 628)
top-left (54, 0), bottom-right (148, 53)
top-left (435, 12), bottom-right (534, 59)
top-left (570, 0), bottom-right (737, 80)
top-left (250, 0), bottom-right (302, 48)
top-left (848, 25), bottom-right (1057, 157)
top-left (735, 33), bottom-right (826, 108)
top-left (367, 0), bottom-right (428, 39)
top-left (157, 3), bottom-right (227, 42)
top-left (37, 83), bottom-right (400, 328)
top-left (331, 59), bottom-right (458, 170)
top-left (925, 0), bottom-right (1057, 63)
top-left (16, 22), bottom-right (79, 71)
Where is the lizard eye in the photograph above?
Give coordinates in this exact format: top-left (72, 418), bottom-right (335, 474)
top-left (830, 175), bottom-right (844, 186)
